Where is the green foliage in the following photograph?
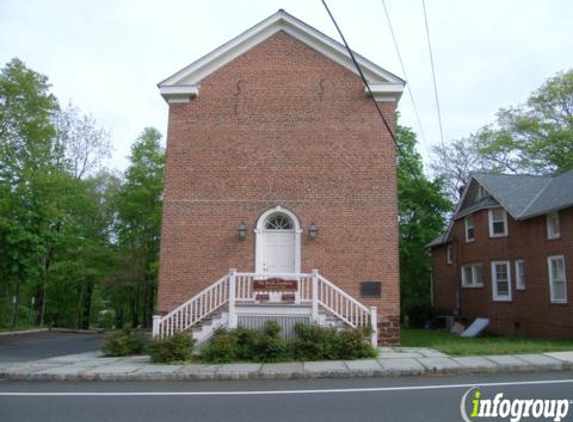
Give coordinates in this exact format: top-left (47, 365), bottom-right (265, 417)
top-left (233, 326), bottom-right (259, 360)
top-left (147, 332), bottom-right (195, 363)
top-left (202, 322), bottom-right (289, 363)
top-left (432, 69), bottom-right (573, 201)
top-left (101, 329), bottom-right (145, 357)
top-left (251, 321), bottom-right (289, 363)
top-left (113, 127), bottom-right (165, 329)
top-left (478, 69), bottom-right (573, 175)
top-left (292, 323), bottom-right (340, 361)
top-left (0, 58), bottom-right (164, 333)
top-left (396, 123), bottom-right (452, 317)
top-left (201, 328), bottom-right (239, 363)
top-left (292, 323), bottom-right (376, 361)
top-left (336, 328), bottom-right (377, 360)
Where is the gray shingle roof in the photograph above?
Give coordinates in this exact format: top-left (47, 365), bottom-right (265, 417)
top-left (426, 231), bottom-right (449, 248)
top-left (460, 169), bottom-right (573, 220)
top-left (471, 173), bottom-right (552, 219)
top-left (431, 169), bottom-right (573, 248)
top-left (520, 169), bottom-right (573, 218)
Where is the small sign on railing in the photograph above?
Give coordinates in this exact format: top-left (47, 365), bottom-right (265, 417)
top-left (253, 278), bottom-right (298, 292)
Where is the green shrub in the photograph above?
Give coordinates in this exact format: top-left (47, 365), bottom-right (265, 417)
top-left (336, 328), bottom-right (377, 359)
top-left (101, 329), bottom-right (145, 356)
top-left (292, 323), bottom-right (376, 360)
top-left (292, 323), bottom-right (339, 361)
top-left (201, 322), bottom-right (375, 363)
top-left (147, 332), bottom-right (195, 363)
top-left (202, 328), bottom-right (238, 363)
top-left (252, 321), bottom-right (290, 363)
top-left (234, 326), bottom-right (258, 360)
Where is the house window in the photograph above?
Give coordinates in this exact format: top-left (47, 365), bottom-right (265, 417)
top-left (491, 261), bottom-right (512, 301)
top-left (477, 185), bottom-right (486, 199)
top-left (447, 245), bottom-right (453, 264)
top-left (515, 260), bottom-right (525, 290)
top-left (548, 255), bottom-right (567, 303)
top-left (461, 263), bottom-right (483, 288)
top-left (547, 212), bottom-right (560, 239)
top-left (489, 208), bottom-right (508, 237)
top-left (465, 214), bottom-right (475, 242)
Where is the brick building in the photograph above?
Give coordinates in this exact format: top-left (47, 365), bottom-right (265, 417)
top-left (153, 10), bottom-right (405, 345)
top-left (429, 170), bottom-right (573, 339)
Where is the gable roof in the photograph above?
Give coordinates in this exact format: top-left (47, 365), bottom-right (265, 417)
top-left (457, 169), bottom-right (573, 221)
top-left (158, 9), bottom-right (405, 103)
top-left (469, 173), bottom-right (552, 219)
top-left (428, 168), bottom-right (573, 248)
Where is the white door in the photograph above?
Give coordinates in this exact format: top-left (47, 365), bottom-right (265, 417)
top-left (263, 231), bottom-right (295, 273)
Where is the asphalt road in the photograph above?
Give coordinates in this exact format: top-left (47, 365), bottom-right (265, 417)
top-left (1, 371), bottom-right (572, 422)
top-left (0, 331), bottom-right (102, 362)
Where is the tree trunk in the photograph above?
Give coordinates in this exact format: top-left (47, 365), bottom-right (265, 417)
top-left (81, 277), bottom-right (95, 329)
top-left (11, 270), bottom-right (23, 330)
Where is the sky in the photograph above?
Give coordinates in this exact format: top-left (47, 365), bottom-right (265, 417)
top-left (1, 0), bottom-right (572, 173)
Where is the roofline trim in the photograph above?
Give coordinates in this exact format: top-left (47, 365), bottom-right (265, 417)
top-left (158, 10), bottom-right (405, 93)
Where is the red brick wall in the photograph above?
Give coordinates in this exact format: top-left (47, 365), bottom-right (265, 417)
top-left (158, 31), bottom-right (401, 344)
top-left (431, 245), bottom-right (459, 314)
top-left (431, 207), bottom-right (573, 339)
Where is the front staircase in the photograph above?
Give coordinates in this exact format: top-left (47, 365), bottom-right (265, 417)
top-left (153, 269), bottom-right (378, 347)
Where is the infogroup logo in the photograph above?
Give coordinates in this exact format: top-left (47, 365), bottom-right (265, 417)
top-left (460, 388), bottom-right (572, 422)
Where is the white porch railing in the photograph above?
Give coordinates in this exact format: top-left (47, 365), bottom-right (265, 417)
top-left (152, 274), bottom-right (229, 339)
top-left (153, 269), bottom-right (378, 346)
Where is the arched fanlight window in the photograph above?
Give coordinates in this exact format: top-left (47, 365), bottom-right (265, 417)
top-left (265, 214), bottom-right (293, 230)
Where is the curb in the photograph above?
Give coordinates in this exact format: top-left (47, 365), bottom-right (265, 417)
top-left (0, 328), bottom-right (50, 337)
top-left (0, 328), bottom-right (102, 337)
top-left (1, 360), bottom-right (572, 382)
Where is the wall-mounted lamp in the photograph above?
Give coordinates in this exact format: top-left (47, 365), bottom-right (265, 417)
top-left (308, 222), bottom-right (318, 241)
top-left (238, 222), bottom-right (248, 240)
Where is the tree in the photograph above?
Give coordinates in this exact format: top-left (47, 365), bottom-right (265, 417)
top-left (431, 69), bottom-right (573, 201)
top-left (0, 58), bottom-right (60, 329)
top-left (54, 103), bottom-right (112, 179)
top-left (430, 136), bottom-right (487, 201)
top-left (478, 69), bottom-right (573, 175)
top-left (0, 59), bottom-right (117, 330)
top-left (114, 128), bottom-right (165, 328)
top-left (397, 124), bottom-right (452, 322)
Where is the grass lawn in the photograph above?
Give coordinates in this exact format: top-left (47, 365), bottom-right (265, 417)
top-left (401, 328), bottom-right (573, 356)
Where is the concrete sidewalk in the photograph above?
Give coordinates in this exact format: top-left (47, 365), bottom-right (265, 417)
top-left (1, 347), bottom-right (572, 381)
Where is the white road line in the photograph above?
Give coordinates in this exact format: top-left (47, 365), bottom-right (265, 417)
top-left (1, 379), bottom-right (573, 396)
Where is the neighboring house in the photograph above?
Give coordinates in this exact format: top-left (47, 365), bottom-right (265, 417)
top-left (429, 170), bottom-right (573, 339)
top-left (152, 10), bottom-right (405, 345)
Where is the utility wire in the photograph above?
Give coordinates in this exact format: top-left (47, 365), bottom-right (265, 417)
top-left (422, 0), bottom-right (445, 149)
top-left (319, 0), bottom-right (425, 189)
top-left (381, 0), bottom-right (428, 148)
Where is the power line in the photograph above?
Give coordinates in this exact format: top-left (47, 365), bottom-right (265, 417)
top-left (421, 0), bottom-right (445, 149)
top-left (319, 0), bottom-right (425, 189)
top-left (381, 0), bottom-right (428, 148)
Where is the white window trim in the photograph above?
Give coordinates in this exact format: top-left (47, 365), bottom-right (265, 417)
top-left (548, 255), bottom-right (567, 304)
top-left (465, 215), bottom-right (475, 243)
top-left (491, 261), bottom-right (512, 302)
top-left (515, 260), bottom-right (525, 291)
top-left (447, 245), bottom-right (453, 264)
top-left (546, 212), bottom-right (561, 240)
top-left (461, 263), bottom-right (484, 288)
top-left (489, 208), bottom-right (508, 238)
